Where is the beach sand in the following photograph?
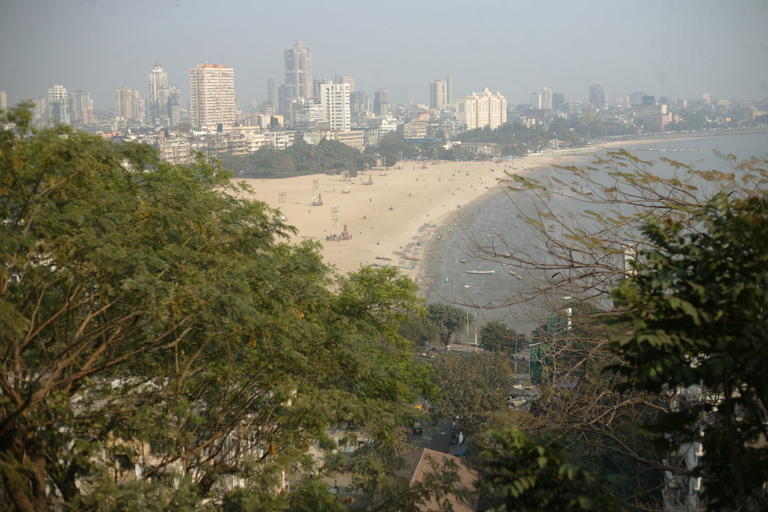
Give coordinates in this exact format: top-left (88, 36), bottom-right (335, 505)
top-left (233, 135), bottom-right (715, 281)
top-left (235, 156), bottom-right (575, 279)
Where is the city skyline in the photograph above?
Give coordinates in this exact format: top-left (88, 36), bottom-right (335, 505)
top-left (1, 0), bottom-right (767, 111)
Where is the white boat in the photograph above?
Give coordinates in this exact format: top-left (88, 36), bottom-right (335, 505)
top-left (467, 270), bottom-right (495, 275)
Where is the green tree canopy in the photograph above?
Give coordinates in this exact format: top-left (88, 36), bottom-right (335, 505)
top-left (480, 320), bottom-right (520, 353)
top-left (427, 303), bottom-right (467, 346)
top-left (611, 193), bottom-right (768, 511)
top-left (0, 103), bottom-right (431, 510)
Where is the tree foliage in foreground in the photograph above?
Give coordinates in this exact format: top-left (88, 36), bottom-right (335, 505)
top-left (427, 303), bottom-right (467, 346)
top-left (611, 193), bottom-right (768, 511)
top-left (0, 103), bottom-right (432, 510)
top-left (472, 152), bottom-right (768, 510)
top-left (429, 352), bottom-right (516, 435)
top-left (477, 428), bottom-right (616, 512)
top-left (480, 319), bottom-right (520, 353)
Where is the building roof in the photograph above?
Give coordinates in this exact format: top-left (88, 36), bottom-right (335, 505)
top-left (398, 448), bottom-right (478, 512)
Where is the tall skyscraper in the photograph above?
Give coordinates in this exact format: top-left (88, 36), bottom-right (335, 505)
top-left (189, 63), bottom-right (236, 130)
top-left (542, 87), bottom-right (553, 110)
top-left (148, 62), bottom-right (169, 123)
top-left (457, 88), bottom-right (507, 130)
top-left (320, 82), bottom-right (350, 131)
top-left (282, 41), bottom-right (312, 116)
top-left (350, 91), bottom-right (370, 117)
top-left (70, 89), bottom-right (93, 125)
top-left (430, 80), bottom-right (448, 110)
top-left (446, 75), bottom-right (454, 104)
top-left (267, 78), bottom-right (275, 104)
top-left (48, 85), bottom-right (69, 125)
top-left (168, 85), bottom-right (181, 127)
top-left (374, 89), bottom-right (389, 117)
top-left (0, 91), bottom-right (7, 111)
top-left (116, 87), bottom-right (134, 118)
top-left (589, 84), bottom-right (605, 109)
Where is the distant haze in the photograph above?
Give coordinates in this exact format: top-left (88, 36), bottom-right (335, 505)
top-left (1, 0), bottom-right (767, 110)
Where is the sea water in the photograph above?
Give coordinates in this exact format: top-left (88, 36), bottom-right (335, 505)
top-left (422, 131), bottom-right (768, 338)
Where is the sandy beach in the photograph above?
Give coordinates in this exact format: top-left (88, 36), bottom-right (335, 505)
top-left (236, 158), bottom-right (557, 278)
top-left (234, 133), bottom-right (738, 280)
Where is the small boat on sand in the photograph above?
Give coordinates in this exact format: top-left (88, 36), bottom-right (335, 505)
top-left (467, 270), bottom-right (495, 275)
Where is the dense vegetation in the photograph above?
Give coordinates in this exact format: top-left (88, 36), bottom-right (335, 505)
top-left (219, 138), bottom-right (375, 178)
top-left (0, 103), bottom-right (438, 511)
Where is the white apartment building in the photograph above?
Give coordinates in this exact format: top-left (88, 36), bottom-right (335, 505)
top-left (0, 91), bottom-right (7, 111)
top-left (320, 82), bottom-right (351, 132)
top-left (457, 88), bottom-right (507, 131)
top-left (290, 98), bottom-right (324, 130)
top-left (48, 85), bottom-right (69, 125)
top-left (190, 63), bottom-right (236, 130)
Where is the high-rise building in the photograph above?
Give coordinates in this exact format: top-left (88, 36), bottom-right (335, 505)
top-left (168, 85), bottom-right (181, 127)
top-left (553, 93), bottom-right (565, 110)
top-left (282, 41), bottom-right (312, 116)
top-left (340, 75), bottom-right (355, 93)
top-left (457, 87), bottom-right (507, 131)
top-left (132, 90), bottom-right (145, 122)
top-left (48, 85), bottom-right (70, 125)
top-left (589, 84), bottom-right (605, 109)
top-left (290, 98), bottom-right (324, 130)
top-left (267, 78), bottom-right (275, 104)
top-left (350, 91), bottom-right (370, 118)
top-left (0, 91), bottom-right (7, 111)
top-left (69, 89), bottom-right (93, 125)
top-left (542, 87), bottom-right (553, 110)
top-left (374, 89), bottom-right (389, 117)
top-left (531, 92), bottom-right (542, 109)
top-left (320, 82), bottom-right (350, 131)
top-left (701, 92), bottom-right (711, 105)
top-left (446, 75), bottom-right (454, 104)
top-left (116, 87), bottom-right (134, 119)
top-left (430, 80), bottom-right (448, 110)
top-left (189, 63), bottom-right (236, 130)
top-left (148, 62), bottom-right (169, 123)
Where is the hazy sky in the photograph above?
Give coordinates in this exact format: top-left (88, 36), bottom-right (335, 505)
top-left (1, 0), bottom-right (767, 110)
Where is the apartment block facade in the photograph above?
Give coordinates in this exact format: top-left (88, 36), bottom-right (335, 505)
top-left (190, 63), bottom-right (236, 130)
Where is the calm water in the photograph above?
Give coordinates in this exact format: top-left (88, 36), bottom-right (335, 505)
top-left (422, 131), bottom-right (768, 338)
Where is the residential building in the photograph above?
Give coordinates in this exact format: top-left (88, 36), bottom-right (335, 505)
top-left (446, 75), bottom-right (454, 104)
top-left (320, 82), bottom-right (351, 132)
top-left (168, 85), bottom-right (181, 127)
top-left (340, 75), bottom-right (355, 93)
top-left (430, 80), bottom-right (448, 110)
top-left (457, 88), bottom-right (507, 131)
top-left (132, 91), bottom-right (145, 122)
top-left (290, 98), bottom-right (324, 130)
top-left (48, 85), bottom-right (69, 125)
top-left (350, 91), bottom-right (370, 118)
top-left (69, 90), bottom-right (94, 125)
top-left (0, 91), bottom-right (7, 111)
top-left (553, 93), bottom-right (565, 110)
top-left (399, 448), bottom-right (478, 512)
top-left (189, 63), bottom-right (236, 130)
top-left (542, 87), bottom-right (553, 110)
top-left (531, 92), bottom-right (542, 109)
top-left (115, 87), bottom-right (134, 119)
top-left (148, 62), bottom-right (168, 123)
top-left (374, 89), bottom-right (389, 117)
top-left (282, 41), bottom-right (312, 116)
top-left (589, 84), bottom-right (605, 109)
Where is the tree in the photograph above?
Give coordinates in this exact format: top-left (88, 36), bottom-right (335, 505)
top-left (610, 193), bottom-right (768, 511)
top-left (429, 352), bottom-right (516, 434)
top-left (398, 314), bottom-right (440, 350)
top-left (476, 428), bottom-right (616, 512)
top-left (427, 303), bottom-right (466, 346)
top-left (469, 151), bottom-right (768, 510)
top-left (480, 320), bottom-right (520, 353)
top-left (0, 104), bottom-right (430, 509)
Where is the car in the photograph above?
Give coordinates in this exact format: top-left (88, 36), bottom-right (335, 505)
top-left (413, 422), bottom-right (423, 435)
top-left (445, 345), bottom-right (451, 351)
